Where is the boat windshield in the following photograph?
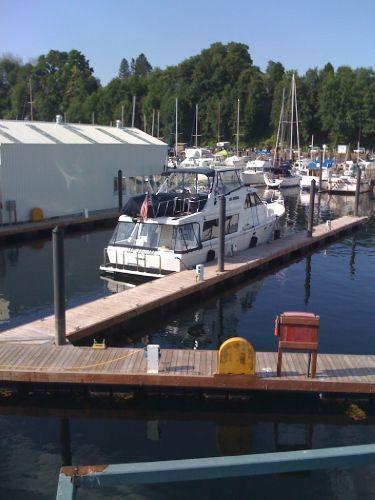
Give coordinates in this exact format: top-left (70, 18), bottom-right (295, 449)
top-left (110, 221), bottom-right (201, 253)
top-left (159, 172), bottom-right (213, 195)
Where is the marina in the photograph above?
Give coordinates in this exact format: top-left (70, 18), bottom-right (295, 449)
top-left (1, 9), bottom-right (375, 497)
top-left (0, 215), bottom-right (365, 345)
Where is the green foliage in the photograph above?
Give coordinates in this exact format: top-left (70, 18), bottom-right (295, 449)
top-left (0, 44), bottom-right (374, 148)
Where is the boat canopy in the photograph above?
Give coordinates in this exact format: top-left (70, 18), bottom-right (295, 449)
top-left (165, 167), bottom-right (215, 176)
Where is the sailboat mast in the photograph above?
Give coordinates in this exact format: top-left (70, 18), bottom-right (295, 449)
top-left (175, 97), bottom-right (178, 157)
top-left (236, 98), bottom-right (240, 156)
top-left (157, 110), bottom-right (160, 139)
top-left (195, 104), bottom-right (198, 148)
top-left (131, 95), bottom-right (136, 127)
top-left (294, 75), bottom-right (301, 165)
top-left (217, 102), bottom-right (221, 144)
top-left (289, 73), bottom-right (295, 161)
top-left (28, 78), bottom-right (34, 121)
top-left (151, 109), bottom-right (155, 136)
top-left (273, 88), bottom-right (285, 167)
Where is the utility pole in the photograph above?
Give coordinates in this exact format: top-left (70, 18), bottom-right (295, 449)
top-left (121, 105), bottom-right (124, 128)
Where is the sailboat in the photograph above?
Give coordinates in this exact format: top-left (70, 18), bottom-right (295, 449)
top-left (264, 74), bottom-right (301, 189)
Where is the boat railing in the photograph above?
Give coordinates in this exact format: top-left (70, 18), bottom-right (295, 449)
top-left (154, 195), bottom-right (206, 217)
top-left (103, 247), bottom-right (162, 274)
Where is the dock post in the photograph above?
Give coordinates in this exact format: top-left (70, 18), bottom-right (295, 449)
top-left (218, 195), bottom-right (226, 272)
top-left (307, 179), bottom-right (316, 237)
top-left (118, 169), bottom-right (123, 212)
top-left (53, 226), bottom-right (66, 345)
top-left (318, 151), bottom-right (323, 192)
top-left (354, 167), bottom-right (361, 216)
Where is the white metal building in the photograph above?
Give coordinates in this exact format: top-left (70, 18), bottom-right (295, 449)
top-left (0, 118), bottom-right (168, 223)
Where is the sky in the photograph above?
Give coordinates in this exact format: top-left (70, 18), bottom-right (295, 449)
top-left (1, 0), bottom-right (375, 85)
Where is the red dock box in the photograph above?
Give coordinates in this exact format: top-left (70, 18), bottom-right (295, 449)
top-left (275, 311), bottom-right (320, 377)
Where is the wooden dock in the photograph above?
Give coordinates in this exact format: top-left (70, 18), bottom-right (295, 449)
top-left (0, 344), bottom-right (374, 395)
top-left (0, 215), bottom-right (367, 345)
top-left (0, 209), bottom-right (118, 242)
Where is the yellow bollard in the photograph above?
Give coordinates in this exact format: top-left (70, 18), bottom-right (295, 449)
top-left (218, 337), bottom-right (256, 375)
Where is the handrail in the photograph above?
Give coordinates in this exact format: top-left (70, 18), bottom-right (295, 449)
top-left (57, 443), bottom-right (375, 499)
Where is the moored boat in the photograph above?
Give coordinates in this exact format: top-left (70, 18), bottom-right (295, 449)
top-left (100, 166), bottom-right (285, 279)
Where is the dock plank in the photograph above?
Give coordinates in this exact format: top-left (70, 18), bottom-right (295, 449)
top-left (0, 345), bottom-right (375, 395)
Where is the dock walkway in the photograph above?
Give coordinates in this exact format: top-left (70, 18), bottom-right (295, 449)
top-left (0, 344), bottom-right (374, 395)
top-left (0, 215), bottom-right (366, 345)
top-left (0, 209), bottom-right (118, 242)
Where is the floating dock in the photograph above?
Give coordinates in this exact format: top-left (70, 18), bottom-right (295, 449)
top-left (0, 209), bottom-right (118, 242)
top-left (0, 215), bottom-right (367, 345)
top-left (0, 344), bottom-right (374, 395)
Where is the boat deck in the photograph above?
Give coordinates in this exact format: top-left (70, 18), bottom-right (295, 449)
top-left (0, 215), bottom-right (366, 345)
top-left (0, 344), bottom-right (374, 395)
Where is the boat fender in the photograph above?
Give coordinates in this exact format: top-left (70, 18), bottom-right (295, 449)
top-left (249, 236), bottom-right (257, 248)
top-left (274, 316), bottom-right (280, 336)
top-left (206, 250), bottom-right (215, 262)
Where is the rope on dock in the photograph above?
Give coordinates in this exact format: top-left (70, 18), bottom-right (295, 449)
top-left (0, 349), bottom-right (140, 372)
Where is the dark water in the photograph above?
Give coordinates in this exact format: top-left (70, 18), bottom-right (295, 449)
top-left (0, 189), bottom-right (374, 499)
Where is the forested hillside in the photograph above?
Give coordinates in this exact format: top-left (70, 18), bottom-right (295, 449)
top-left (1, 42), bottom-right (374, 148)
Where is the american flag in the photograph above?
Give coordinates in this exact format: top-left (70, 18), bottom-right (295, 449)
top-left (140, 191), bottom-right (153, 221)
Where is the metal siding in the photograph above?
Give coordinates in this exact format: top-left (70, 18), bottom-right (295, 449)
top-left (0, 143), bottom-right (167, 222)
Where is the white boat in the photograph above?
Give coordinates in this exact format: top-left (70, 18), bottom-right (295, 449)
top-left (264, 164), bottom-right (301, 188)
top-left (326, 173), bottom-right (373, 194)
top-left (100, 167), bottom-right (285, 279)
top-left (242, 158), bottom-right (272, 185)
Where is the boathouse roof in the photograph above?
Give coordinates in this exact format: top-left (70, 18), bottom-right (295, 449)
top-left (0, 119), bottom-right (166, 146)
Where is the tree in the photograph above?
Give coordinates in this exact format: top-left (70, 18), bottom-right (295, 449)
top-left (118, 58), bottom-right (130, 79)
top-left (134, 53), bottom-right (152, 77)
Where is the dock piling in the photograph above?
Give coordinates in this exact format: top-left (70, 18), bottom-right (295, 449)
top-left (53, 226), bottom-right (66, 345)
top-left (218, 195), bottom-right (226, 272)
top-left (118, 169), bottom-right (123, 212)
top-left (354, 168), bottom-right (361, 216)
top-left (307, 179), bottom-right (316, 237)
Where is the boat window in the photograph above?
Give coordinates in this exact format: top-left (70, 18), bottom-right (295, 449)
top-left (174, 223), bottom-right (201, 253)
top-left (136, 176), bottom-right (143, 194)
top-left (202, 215), bottom-right (239, 241)
top-left (161, 172), bottom-right (213, 195)
top-left (249, 193), bottom-right (263, 206)
top-left (217, 170), bottom-right (242, 194)
top-left (129, 177), bottom-right (136, 194)
top-left (148, 174), bottom-right (163, 193)
top-left (226, 214), bottom-right (239, 234)
top-left (113, 176), bottom-right (127, 194)
top-left (202, 219), bottom-right (218, 241)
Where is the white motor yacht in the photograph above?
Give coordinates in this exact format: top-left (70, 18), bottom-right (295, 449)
top-left (100, 167), bottom-right (285, 279)
top-left (242, 158), bottom-right (272, 185)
